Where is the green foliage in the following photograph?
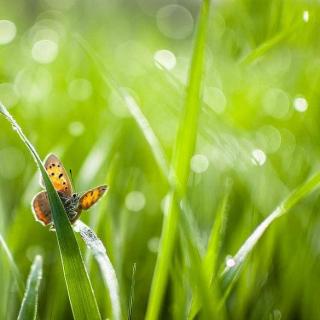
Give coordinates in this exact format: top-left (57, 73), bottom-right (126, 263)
top-left (1, 0), bottom-right (320, 319)
top-left (0, 104), bottom-right (100, 319)
top-left (17, 255), bottom-right (42, 320)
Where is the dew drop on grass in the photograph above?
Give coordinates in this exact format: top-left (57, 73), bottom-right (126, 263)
top-left (293, 96), bottom-right (308, 112)
top-left (226, 255), bottom-right (236, 268)
top-left (154, 49), bottom-right (176, 70)
top-left (251, 149), bottom-right (266, 166)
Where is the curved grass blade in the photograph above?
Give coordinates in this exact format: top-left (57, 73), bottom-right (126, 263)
top-left (17, 255), bottom-right (42, 320)
top-left (146, 1), bottom-right (211, 318)
top-left (74, 220), bottom-right (121, 320)
top-left (0, 102), bottom-right (101, 320)
top-left (219, 172), bottom-right (320, 303)
top-left (240, 18), bottom-right (304, 65)
top-left (188, 180), bottom-right (232, 319)
top-left (0, 232), bottom-right (24, 297)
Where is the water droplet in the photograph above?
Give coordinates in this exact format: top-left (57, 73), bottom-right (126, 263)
top-left (251, 149), bottom-right (266, 166)
top-left (154, 49), bottom-right (176, 70)
top-left (303, 10), bottom-right (309, 23)
top-left (125, 191), bottom-right (146, 212)
top-left (0, 20), bottom-right (16, 45)
top-left (293, 96), bottom-right (308, 112)
top-left (226, 255), bottom-right (236, 268)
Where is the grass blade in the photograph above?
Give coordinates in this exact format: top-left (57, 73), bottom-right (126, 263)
top-left (74, 220), bottom-right (122, 320)
top-left (220, 172), bottom-right (320, 301)
top-left (146, 1), bottom-right (211, 319)
top-left (122, 93), bottom-right (170, 179)
top-left (127, 263), bottom-right (136, 320)
top-left (240, 18), bottom-right (303, 65)
top-left (0, 232), bottom-right (24, 297)
top-left (0, 102), bottom-right (101, 320)
top-left (188, 180), bottom-right (232, 319)
top-left (17, 255), bottom-right (42, 320)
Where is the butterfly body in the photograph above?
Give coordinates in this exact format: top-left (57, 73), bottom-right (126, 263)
top-left (32, 154), bottom-right (108, 227)
top-left (59, 192), bottom-right (81, 222)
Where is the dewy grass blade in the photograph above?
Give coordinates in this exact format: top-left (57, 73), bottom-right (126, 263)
top-left (146, 1), bottom-right (211, 319)
top-left (0, 102), bottom-right (101, 320)
top-left (188, 180), bottom-right (232, 319)
top-left (17, 255), bottom-right (42, 320)
top-left (0, 232), bottom-right (24, 297)
top-left (73, 220), bottom-right (122, 320)
top-left (220, 172), bottom-right (320, 301)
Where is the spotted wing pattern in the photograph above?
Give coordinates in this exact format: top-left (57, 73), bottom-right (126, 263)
top-left (44, 154), bottom-right (73, 197)
top-left (32, 191), bottom-right (52, 225)
top-left (79, 185), bottom-right (108, 211)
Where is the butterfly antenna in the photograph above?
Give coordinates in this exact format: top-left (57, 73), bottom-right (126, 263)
top-left (69, 169), bottom-right (76, 193)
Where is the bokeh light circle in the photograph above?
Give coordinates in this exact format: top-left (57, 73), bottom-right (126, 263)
top-left (125, 191), bottom-right (146, 212)
top-left (154, 49), bottom-right (176, 70)
top-left (156, 5), bottom-right (194, 39)
top-left (0, 20), bottom-right (16, 45)
top-left (32, 39), bottom-right (58, 64)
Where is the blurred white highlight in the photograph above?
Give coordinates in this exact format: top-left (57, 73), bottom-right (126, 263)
top-left (190, 154), bottom-right (209, 173)
top-left (125, 191), bottom-right (146, 212)
top-left (251, 149), bottom-right (266, 166)
top-left (293, 97), bottom-right (308, 112)
top-left (154, 49), bottom-right (176, 70)
top-left (32, 39), bottom-right (58, 64)
top-left (0, 20), bottom-right (16, 45)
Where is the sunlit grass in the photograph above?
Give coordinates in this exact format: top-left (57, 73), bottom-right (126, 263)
top-left (1, 0), bottom-right (320, 319)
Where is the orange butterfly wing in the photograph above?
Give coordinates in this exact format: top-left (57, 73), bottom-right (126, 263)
top-left (32, 191), bottom-right (52, 225)
top-left (79, 185), bottom-right (108, 211)
top-left (44, 154), bottom-right (73, 197)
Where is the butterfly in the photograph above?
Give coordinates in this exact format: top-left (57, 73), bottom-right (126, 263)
top-left (32, 153), bottom-right (108, 227)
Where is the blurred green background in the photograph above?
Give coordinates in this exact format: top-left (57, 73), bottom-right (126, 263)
top-left (1, 0), bottom-right (320, 319)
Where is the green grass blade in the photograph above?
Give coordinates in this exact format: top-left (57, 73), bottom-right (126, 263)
top-left (220, 172), bottom-right (320, 301)
top-left (74, 220), bottom-right (122, 320)
top-left (240, 19), bottom-right (303, 65)
top-left (122, 93), bottom-right (170, 179)
top-left (127, 263), bottom-right (136, 320)
top-left (0, 102), bottom-right (101, 320)
top-left (146, 1), bottom-right (211, 319)
top-left (17, 255), bottom-right (42, 320)
top-left (188, 180), bottom-right (232, 319)
top-left (0, 232), bottom-right (24, 297)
